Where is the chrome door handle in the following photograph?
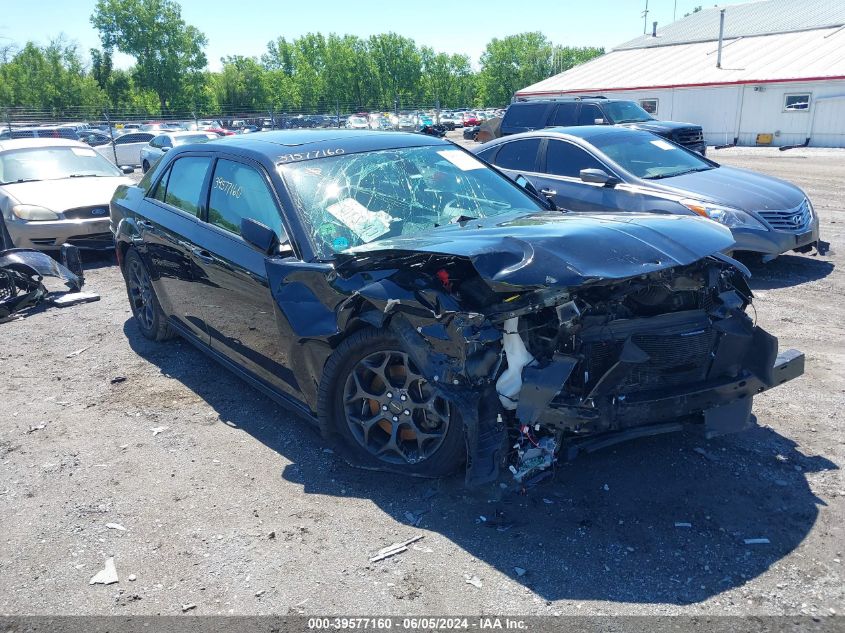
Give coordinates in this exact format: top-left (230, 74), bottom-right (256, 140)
top-left (190, 247), bottom-right (214, 264)
top-left (540, 188), bottom-right (557, 196)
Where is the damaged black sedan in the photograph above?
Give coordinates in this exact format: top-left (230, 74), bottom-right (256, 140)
top-left (110, 130), bottom-right (804, 485)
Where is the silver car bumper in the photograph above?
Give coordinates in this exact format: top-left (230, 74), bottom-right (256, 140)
top-left (5, 217), bottom-right (114, 251)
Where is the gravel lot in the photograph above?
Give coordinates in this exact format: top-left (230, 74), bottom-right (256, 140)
top-left (1, 137), bottom-right (843, 617)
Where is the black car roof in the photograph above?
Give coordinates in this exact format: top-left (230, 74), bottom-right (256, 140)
top-left (204, 129), bottom-right (448, 163)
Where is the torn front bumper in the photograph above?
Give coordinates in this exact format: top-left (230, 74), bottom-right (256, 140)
top-left (535, 347), bottom-right (804, 449)
top-left (0, 246), bottom-right (88, 319)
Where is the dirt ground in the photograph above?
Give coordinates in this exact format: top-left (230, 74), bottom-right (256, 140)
top-left (0, 138), bottom-right (843, 617)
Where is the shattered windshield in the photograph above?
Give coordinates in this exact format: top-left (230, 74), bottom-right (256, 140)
top-left (278, 145), bottom-right (544, 259)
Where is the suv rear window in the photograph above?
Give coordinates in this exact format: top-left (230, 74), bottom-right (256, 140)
top-left (503, 103), bottom-right (548, 129)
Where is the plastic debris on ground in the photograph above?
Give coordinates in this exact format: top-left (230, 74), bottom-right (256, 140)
top-left (0, 246), bottom-right (95, 321)
top-left (89, 557), bottom-right (119, 585)
top-left (368, 534), bottom-right (424, 562)
top-left (464, 574), bottom-right (483, 588)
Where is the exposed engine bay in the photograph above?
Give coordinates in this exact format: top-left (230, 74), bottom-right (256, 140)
top-left (300, 247), bottom-right (803, 487)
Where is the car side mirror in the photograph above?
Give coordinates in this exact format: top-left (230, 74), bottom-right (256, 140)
top-left (121, 166), bottom-right (135, 174)
top-left (241, 217), bottom-right (281, 254)
top-left (580, 168), bottom-right (620, 187)
top-left (160, 147), bottom-right (170, 153)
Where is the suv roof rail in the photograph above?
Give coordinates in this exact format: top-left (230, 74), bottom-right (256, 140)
top-left (511, 96), bottom-right (611, 104)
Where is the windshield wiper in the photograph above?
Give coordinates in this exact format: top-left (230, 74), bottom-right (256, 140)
top-left (1, 178), bottom-right (41, 184)
top-left (451, 214), bottom-right (478, 223)
top-left (645, 166), bottom-right (713, 180)
top-left (68, 173), bottom-right (104, 178)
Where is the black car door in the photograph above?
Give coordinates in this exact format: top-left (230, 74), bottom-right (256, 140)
top-left (188, 156), bottom-right (301, 398)
top-left (136, 155), bottom-right (214, 342)
top-left (532, 139), bottom-right (630, 213)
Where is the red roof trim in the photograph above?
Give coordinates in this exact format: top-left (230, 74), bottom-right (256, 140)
top-left (515, 75), bottom-right (845, 96)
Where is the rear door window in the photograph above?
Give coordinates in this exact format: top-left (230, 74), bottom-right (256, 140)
top-left (160, 156), bottom-right (212, 217)
top-left (493, 139), bottom-right (541, 172)
top-left (475, 146), bottom-right (498, 162)
top-left (207, 159), bottom-right (284, 238)
top-left (544, 140), bottom-right (606, 178)
top-left (550, 103), bottom-right (578, 126)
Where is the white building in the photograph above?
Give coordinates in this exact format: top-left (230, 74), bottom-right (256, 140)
top-left (516, 0), bottom-right (845, 148)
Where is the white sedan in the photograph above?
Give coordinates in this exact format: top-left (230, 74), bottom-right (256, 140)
top-left (0, 139), bottom-right (133, 251)
top-left (139, 131), bottom-right (219, 173)
top-left (94, 132), bottom-right (155, 168)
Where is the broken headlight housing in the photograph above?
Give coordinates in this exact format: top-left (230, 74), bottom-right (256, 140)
top-left (11, 204), bottom-right (60, 221)
top-left (680, 199), bottom-right (766, 230)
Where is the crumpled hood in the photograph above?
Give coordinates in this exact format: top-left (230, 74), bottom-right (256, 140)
top-left (340, 211), bottom-right (736, 290)
top-left (1, 176), bottom-right (132, 212)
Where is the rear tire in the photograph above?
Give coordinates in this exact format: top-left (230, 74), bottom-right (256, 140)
top-left (318, 328), bottom-right (464, 477)
top-left (122, 247), bottom-right (174, 341)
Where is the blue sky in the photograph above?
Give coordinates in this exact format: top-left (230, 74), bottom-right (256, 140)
top-left (0, 0), bottom-right (749, 71)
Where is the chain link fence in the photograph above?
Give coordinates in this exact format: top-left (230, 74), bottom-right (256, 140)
top-left (1, 101), bottom-right (500, 133)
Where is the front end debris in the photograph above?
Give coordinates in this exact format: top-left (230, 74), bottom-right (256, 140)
top-left (0, 245), bottom-right (98, 321)
top-left (316, 247), bottom-right (805, 486)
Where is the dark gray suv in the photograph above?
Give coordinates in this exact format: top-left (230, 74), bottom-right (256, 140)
top-left (474, 126), bottom-right (825, 261)
top-left (501, 98), bottom-right (706, 155)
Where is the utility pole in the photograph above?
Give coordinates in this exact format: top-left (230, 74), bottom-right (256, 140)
top-left (673, 0), bottom-right (677, 22)
top-left (642, 0), bottom-right (650, 34)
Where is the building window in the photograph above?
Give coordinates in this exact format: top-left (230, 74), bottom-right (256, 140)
top-left (640, 99), bottom-right (659, 115)
top-left (784, 94), bottom-right (811, 112)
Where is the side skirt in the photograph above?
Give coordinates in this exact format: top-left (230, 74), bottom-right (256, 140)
top-left (169, 319), bottom-right (318, 425)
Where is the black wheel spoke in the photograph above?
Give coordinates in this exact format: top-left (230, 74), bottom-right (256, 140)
top-left (342, 347), bottom-right (450, 466)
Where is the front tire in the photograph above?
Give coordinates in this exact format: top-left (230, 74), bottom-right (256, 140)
top-left (122, 248), bottom-right (174, 341)
top-left (319, 328), bottom-right (464, 477)
top-left (141, 160), bottom-right (150, 173)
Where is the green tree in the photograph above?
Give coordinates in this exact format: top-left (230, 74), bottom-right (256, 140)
top-left (90, 0), bottom-right (208, 110)
top-left (214, 56), bottom-right (268, 114)
top-left (550, 45), bottom-right (604, 75)
top-left (0, 39), bottom-right (106, 116)
top-left (478, 32), bottom-right (555, 106)
top-left (368, 33), bottom-right (420, 109)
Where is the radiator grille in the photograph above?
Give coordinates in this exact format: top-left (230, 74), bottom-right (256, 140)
top-left (63, 206), bottom-right (110, 220)
top-left (757, 199), bottom-right (812, 233)
top-left (583, 326), bottom-right (717, 394)
top-left (674, 128), bottom-right (704, 145)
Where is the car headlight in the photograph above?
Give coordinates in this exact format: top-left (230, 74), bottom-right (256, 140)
top-left (679, 199), bottom-right (766, 230)
top-left (11, 204), bottom-right (60, 221)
